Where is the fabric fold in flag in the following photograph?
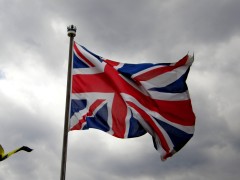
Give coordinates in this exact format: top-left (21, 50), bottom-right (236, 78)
top-left (69, 41), bottom-right (195, 160)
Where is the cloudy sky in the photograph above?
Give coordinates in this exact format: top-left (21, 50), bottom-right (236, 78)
top-left (0, 0), bottom-right (240, 179)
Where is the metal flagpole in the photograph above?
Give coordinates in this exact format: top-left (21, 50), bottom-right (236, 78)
top-left (60, 25), bottom-right (77, 180)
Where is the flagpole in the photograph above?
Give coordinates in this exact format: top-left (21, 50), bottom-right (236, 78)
top-left (60, 25), bottom-right (77, 180)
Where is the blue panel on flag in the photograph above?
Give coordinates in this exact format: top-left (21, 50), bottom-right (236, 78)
top-left (154, 117), bottom-right (193, 151)
top-left (118, 64), bottom-right (154, 78)
top-left (118, 63), bottom-right (171, 78)
top-left (149, 68), bottom-right (190, 93)
top-left (73, 53), bottom-right (89, 68)
top-left (70, 99), bottom-right (87, 117)
top-left (85, 103), bottom-right (110, 132)
top-left (128, 110), bottom-right (146, 138)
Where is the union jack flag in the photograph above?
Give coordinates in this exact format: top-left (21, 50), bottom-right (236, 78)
top-left (69, 42), bottom-right (195, 160)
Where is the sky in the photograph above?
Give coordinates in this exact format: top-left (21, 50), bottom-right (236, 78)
top-left (0, 0), bottom-right (240, 179)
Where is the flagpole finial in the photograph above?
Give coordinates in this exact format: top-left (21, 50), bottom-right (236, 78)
top-left (67, 25), bottom-right (77, 37)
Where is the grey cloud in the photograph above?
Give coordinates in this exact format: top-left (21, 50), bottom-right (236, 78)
top-left (49, 0), bottom-right (240, 61)
top-left (1, 0), bottom-right (240, 180)
top-left (0, 0), bottom-right (68, 76)
top-left (0, 93), bottom-right (62, 179)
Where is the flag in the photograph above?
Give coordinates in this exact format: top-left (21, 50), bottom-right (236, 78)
top-left (0, 144), bottom-right (33, 161)
top-left (69, 42), bottom-right (195, 160)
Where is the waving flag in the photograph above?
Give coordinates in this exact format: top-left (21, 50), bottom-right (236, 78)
top-left (69, 42), bottom-right (195, 160)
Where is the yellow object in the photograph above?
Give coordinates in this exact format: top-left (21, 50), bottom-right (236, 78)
top-left (0, 144), bottom-right (32, 161)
